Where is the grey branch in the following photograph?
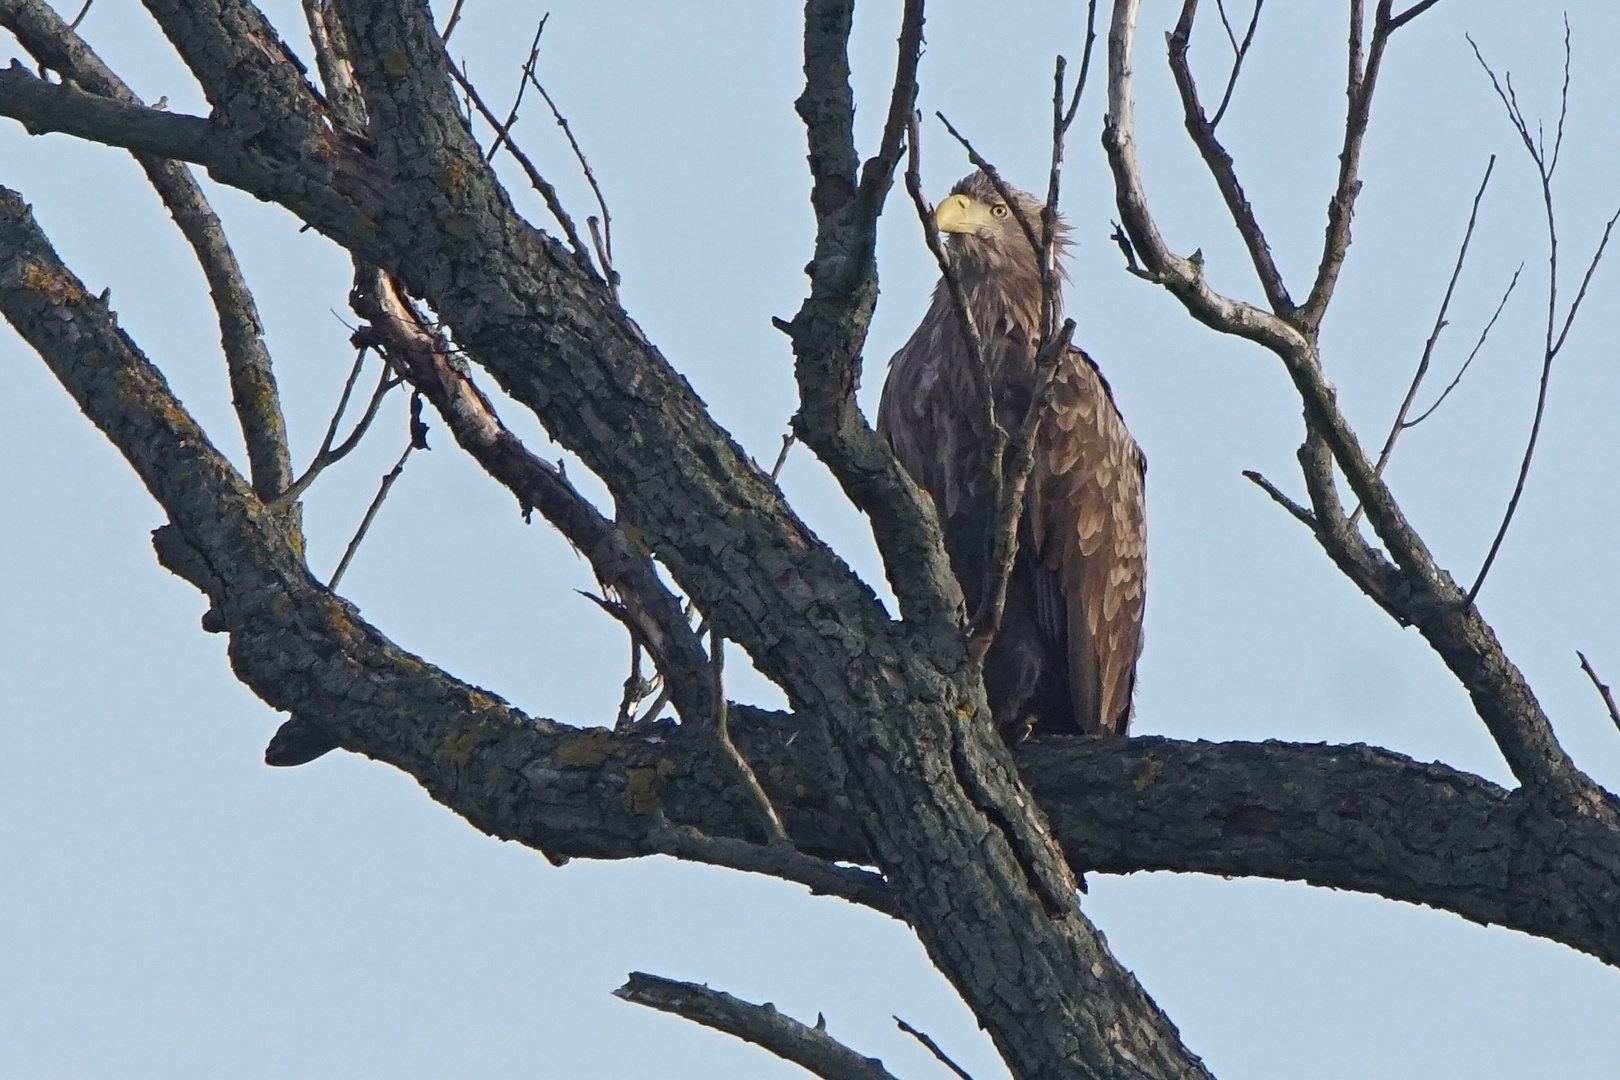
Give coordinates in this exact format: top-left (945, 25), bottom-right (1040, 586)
top-left (0, 0), bottom-right (293, 501)
top-left (895, 1017), bottom-right (977, 1080)
top-left (1354, 155), bottom-right (1499, 526)
top-left (1577, 652), bottom-right (1620, 734)
top-left (0, 61), bottom-right (214, 162)
top-left (614, 973), bottom-right (902, 1080)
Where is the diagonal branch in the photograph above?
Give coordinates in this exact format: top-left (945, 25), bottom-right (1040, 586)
top-left (1353, 155), bottom-right (1497, 525)
top-left (1209, 0), bottom-right (1263, 129)
top-left (6, 192), bottom-right (1620, 981)
top-left (1466, 30), bottom-right (1620, 604)
top-left (444, 53), bottom-right (595, 272)
top-left (1, 0), bottom-right (293, 500)
top-left (1577, 652), bottom-right (1620, 734)
top-left (348, 267), bottom-right (715, 726)
top-left (1166, 0), bottom-right (1294, 315)
top-left (614, 974), bottom-right (902, 1080)
top-left (895, 1017), bottom-right (976, 1080)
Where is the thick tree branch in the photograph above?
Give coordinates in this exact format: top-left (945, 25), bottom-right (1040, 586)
top-left (0, 62), bottom-right (217, 164)
top-left (0, 0), bottom-right (296, 500)
top-left (614, 973), bottom-right (902, 1080)
top-left (781, 0), bottom-right (959, 626)
top-left (4, 210), bottom-right (1616, 976)
top-left (6, 7), bottom-right (1209, 1066)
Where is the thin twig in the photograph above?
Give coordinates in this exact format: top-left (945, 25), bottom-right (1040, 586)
top-left (438, 0), bottom-right (468, 43)
top-left (442, 53), bottom-right (594, 270)
top-left (1352, 155), bottom-right (1497, 525)
top-left (328, 439), bottom-right (415, 590)
top-left (894, 1017), bottom-right (976, 1080)
top-left (1387, 0), bottom-right (1442, 32)
top-left (525, 61), bottom-right (616, 290)
top-left (1577, 651), bottom-right (1620, 733)
top-left (968, 319), bottom-right (1077, 649)
top-left (1467, 31), bottom-right (1620, 603)
top-left (1401, 263), bottom-right (1521, 429)
top-left (1166, 0), bottom-right (1293, 314)
top-left (66, 0), bottom-right (92, 30)
top-left (278, 347), bottom-right (401, 506)
top-left (647, 818), bottom-right (895, 914)
top-left (484, 15), bottom-right (547, 163)
top-left (961, 5), bottom-right (1098, 650)
top-left (1211, 0), bottom-right (1264, 129)
top-left (711, 627), bottom-right (790, 845)
top-left (905, 110), bottom-right (1002, 515)
top-left (934, 113), bottom-right (1044, 266)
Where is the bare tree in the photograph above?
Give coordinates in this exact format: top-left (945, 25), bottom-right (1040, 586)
top-left (2, 1), bottom-right (1618, 1077)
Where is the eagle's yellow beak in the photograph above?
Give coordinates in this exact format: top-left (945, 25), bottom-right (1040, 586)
top-left (935, 193), bottom-right (994, 234)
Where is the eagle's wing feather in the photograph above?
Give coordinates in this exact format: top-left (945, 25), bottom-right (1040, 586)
top-left (1031, 347), bottom-right (1146, 735)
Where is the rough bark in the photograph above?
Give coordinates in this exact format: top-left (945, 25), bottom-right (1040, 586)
top-left (4, 1), bottom-right (1620, 1077)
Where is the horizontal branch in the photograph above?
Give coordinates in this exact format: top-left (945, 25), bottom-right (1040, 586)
top-left (0, 62), bottom-right (215, 161)
top-left (14, 158), bottom-right (1620, 1003)
top-left (4, 211), bottom-right (1615, 972)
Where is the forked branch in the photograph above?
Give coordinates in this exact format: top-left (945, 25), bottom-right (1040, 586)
top-left (1467, 28), bottom-right (1620, 603)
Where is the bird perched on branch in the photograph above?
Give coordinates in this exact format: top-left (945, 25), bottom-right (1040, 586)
top-left (877, 170), bottom-right (1145, 739)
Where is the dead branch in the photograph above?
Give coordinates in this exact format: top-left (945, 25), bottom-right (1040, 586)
top-left (1401, 264), bottom-right (1522, 430)
top-left (1242, 469), bottom-right (1317, 530)
top-left (1300, 0), bottom-right (1446, 331)
top-left (647, 818), bottom-right (895, 915)
top-left (967, 318), bottom-right (1077, 651)
top-left (437, 0), bottom-right (467, 43)
top-left (1353, 155), bottom-right (1498, 525)
top-left (1166, 0), bottom-right (1293, 314)
top-left (0, 0), bottom-right (295, 502)
top-left (614, 974), bottom-right (902, 1080)
top-left (348, 268), bottom-right (715, 726)
top-left (301, 0), bottom-right (365, 129)
top-left (769, 431), bottom-right (796, 481)
top-left (782, 0), bottom-right (959, 625)
top-left (483, 15), bottom-right (548, 163)
top-left (1106, 0), bottom-right (1605, 809)
top-left (524, 56), bottom-right (617, 291)
top-left (711, 628), bottom-right (790, 846)
top-left (903, 109), bottom-right (1002, 523)
top-left (277, 346), bottom-right (401, 506)
top-left (442, 50), bottom-right (595, 272)
top-left (327, 435), bottom-right (416, 591)
top-left (1210, 0), bottom-right (1263, 128)
top-left (1577, 652), bottom-right (1620, 733)
top-left (895, 1017), bottom-right (976, 1080)
top-left (1466, 27), bottom-right (1620, 604)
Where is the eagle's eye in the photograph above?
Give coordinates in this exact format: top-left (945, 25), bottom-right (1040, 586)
top-left (990, 204), bottom-right (1010, 219)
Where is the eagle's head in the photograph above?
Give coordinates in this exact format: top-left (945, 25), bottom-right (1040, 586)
top-left (935, 170), bottom-right (1069, 283)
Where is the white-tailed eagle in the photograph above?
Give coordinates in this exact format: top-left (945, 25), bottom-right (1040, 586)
top-left (877, 171), bottom-right (1146, 738)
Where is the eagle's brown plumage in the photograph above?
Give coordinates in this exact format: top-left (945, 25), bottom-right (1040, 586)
top-left (877, 171), bottom-right (1146, 738)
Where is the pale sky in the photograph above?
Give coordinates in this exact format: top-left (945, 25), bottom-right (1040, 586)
top-left (5, 1), bottom-right (1620, 1077)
